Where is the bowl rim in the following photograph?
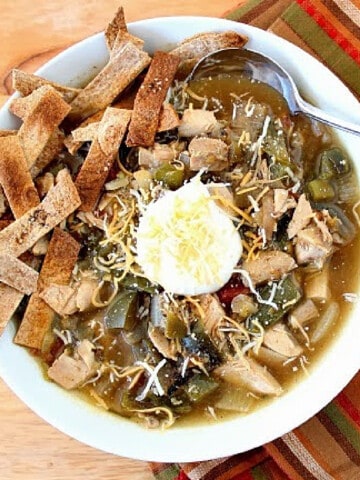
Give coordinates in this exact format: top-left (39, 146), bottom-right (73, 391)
top-left (0, 15), bottom-right (359, 463)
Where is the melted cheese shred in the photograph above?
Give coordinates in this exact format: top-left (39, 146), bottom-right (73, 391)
top-left (136, 179), bottom-right (242, 295)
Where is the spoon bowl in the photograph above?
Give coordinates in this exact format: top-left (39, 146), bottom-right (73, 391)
top-left (189, 48), bottom-right (360, 136)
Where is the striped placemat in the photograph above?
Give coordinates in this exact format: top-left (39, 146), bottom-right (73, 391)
top-left (149, 1), bottom-right (360, 479)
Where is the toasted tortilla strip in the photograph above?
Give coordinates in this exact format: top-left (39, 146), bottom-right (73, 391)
top-left (112, 31), bottom-right (145, 56)
top-left (0, 135), bottom-right (40, 218)
top-left (9, 96), bottom-right (34, 119)
top-left (18, 85), bottom-right (70, 168)
top-left (65, 102), bottom-right (175, 154)
top-left (30, 128), bottom-right (65, 178)
top-left (15, 228), bottom-right (80, 349)
top-left (0, 222), bottom-right (23, 335)
top-left (0, 284), bottom-right (23, 336)
top-left (0, 254), bottom-right (39, 295)
top-left (9, 97), bottom-right (65, 178)
top-left (126, 52), bottom-right (180, 147)
top-left (171, 31), bottom-right (248, 76)
top-left (75, 108), bottom-right (131, 211)
top-left (0, 219), bottom-right (11, 229)
top-left (68, 42), bottom-right (150, 124)
top-left (0, 129), bottom-right (16, 137)
top-left (105, 5), bottom-right (128, 51)
top-left (0, 169), bottom-right (81, 258)
top-left (171, 31), bottom-right (248, 62)
top-left (158, 103), bottom-right (180, 132)
top-left (40, 283), bottom-right (78, 316)
top-left (70, 122), bottom-right (100, 143)
top-left (12, 69), bottom-right (81, 103)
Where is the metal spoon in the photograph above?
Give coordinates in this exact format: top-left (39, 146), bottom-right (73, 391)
top-left (188, 48), bottom-right (360, 136)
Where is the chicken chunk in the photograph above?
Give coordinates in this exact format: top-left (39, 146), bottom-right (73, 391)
top-left (47, 339), bottom-right (97, 390)
top-left (304, 263), bottom-right (331, 302)
top-left (214, 356), bottom-right (282, 396)
top-left (287, 193), bottom-right (314, 239)
top-left (243, 250), bottom-right (297, 286)
top-left (178, 109), bottom-right (221, 138)
top-left (263, 323), bottom-right (303, 358)
top-left (199, 293), bottom-right (225, 334)
top-left (138, 143), bottom-right (176, 169)
top-left (295, 226), bottom-right (333, 267)
top-left (258, 190), bottom-right (276, 241)
top-left (273, 189), bottom-right (296, 218)
top-left (288, 299), bottom-right (319, 329)
top-left (76, 276), bottom-right (98, 312)
top-left (189, 137), bottom-right (229, 171)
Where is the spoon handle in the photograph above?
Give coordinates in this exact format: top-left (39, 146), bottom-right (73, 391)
top-left (296, 97), bottom-right (360, 136)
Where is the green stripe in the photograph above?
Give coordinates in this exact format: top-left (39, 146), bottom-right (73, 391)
top-left (324, 402), bottom-right (360, 455)
top-left (153, 464), bottom-right (181, 480)
top-left (251, 463), bottom-right (271, 480)
top-left (282, 3), bottom-right (360, 96)
top-left (226, 0), bottom-right (264, 21)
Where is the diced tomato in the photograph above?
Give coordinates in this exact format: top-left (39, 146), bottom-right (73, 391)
top-left (217, 275), bottom-right (250, 304)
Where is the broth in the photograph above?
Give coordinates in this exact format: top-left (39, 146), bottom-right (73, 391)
top-left (35, 73), bottom-right (359, 429)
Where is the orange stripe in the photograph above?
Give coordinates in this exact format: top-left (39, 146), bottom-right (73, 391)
top-left (297, 0), bottom-right (360, 62)
top-left (305, 0), bottom-right (360, 51)
top-left (265, 441), bottom-right (308, 480)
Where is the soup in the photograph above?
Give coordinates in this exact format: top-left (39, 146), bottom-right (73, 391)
top-left (1, 10), bottom-right (359, 431)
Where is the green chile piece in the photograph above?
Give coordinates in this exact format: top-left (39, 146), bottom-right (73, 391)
top-left (183, 373), bottom-right (219, 403)
top-left (105, 290), bottom-right (138, 330)
top-left (165, 312), bottom-right (187, 339)
top-left (154, 164), bottom-right (184, 189)
top-left (307, 178), bottom-right (335, 202)
top-left (319, 148), bottom-right (350, 179)
top-left (247, 276), bottom-right (301, 329)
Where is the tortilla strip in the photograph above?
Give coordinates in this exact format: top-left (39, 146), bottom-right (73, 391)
top-left (0, 129), bottom-right (16, 137)
top-left (0, 284), bottom-right (23, 336)
top-left (68, 42), bottom-right (150, 124)
top-left (39, 283), bottom-right (77, 317)
top-left (65, 101), bottom-right (176, 155)
top-left (0, 135), bottom-right (40, 218)
top-left (126, 52), bottom-right (180, 147)
top-left (70, 122), bottom-right (100, 143)
top-left (112, 31), bottom-right (144, 56)
top-left (15, 228), bottom-right (80, 349)
top-left (9, 96), bottom-right (34, 119)
top-left (0, 221), bottom-right (21, 335)
top-left (0, 254), bottom-right (39, 295)
top-left (75, 108), bottom-right (131, 211)
top-left (105, 5), bottom-right (128, 51)
top-left (30, 128), bottom-right (65, 178)
top-left (18, 85), bottom-right (70, 168)
top-left (158, 103), bottom-right (180, 132)
top-left (0, 169), bottom-right (81, 258)
top-left (170, 31), bottom-right (248, 62)
top-left (12, 69), bottom-right (81, 103)
top-left (0, 219), bottom-right (11, 229)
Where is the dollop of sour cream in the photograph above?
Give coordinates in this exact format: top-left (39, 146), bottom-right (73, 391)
top-left (136, 179), bottom-right (242, 295)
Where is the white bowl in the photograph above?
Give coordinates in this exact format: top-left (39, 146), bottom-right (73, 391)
top-left (0, 16), bottom-right (360, 463)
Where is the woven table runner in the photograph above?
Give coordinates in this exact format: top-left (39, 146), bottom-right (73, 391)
top-left (149, 1), bottom-right (360, 479)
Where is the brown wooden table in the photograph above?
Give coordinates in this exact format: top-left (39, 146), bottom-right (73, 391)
top-left (0, 1), bottom-right (243, 478)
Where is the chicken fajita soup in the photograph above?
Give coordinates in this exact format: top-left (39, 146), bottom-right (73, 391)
top-left (0, 7), bottom-right (359, 430)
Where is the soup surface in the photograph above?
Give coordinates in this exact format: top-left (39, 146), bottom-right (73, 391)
top-left (2, 15), bottom-right (359, 430)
